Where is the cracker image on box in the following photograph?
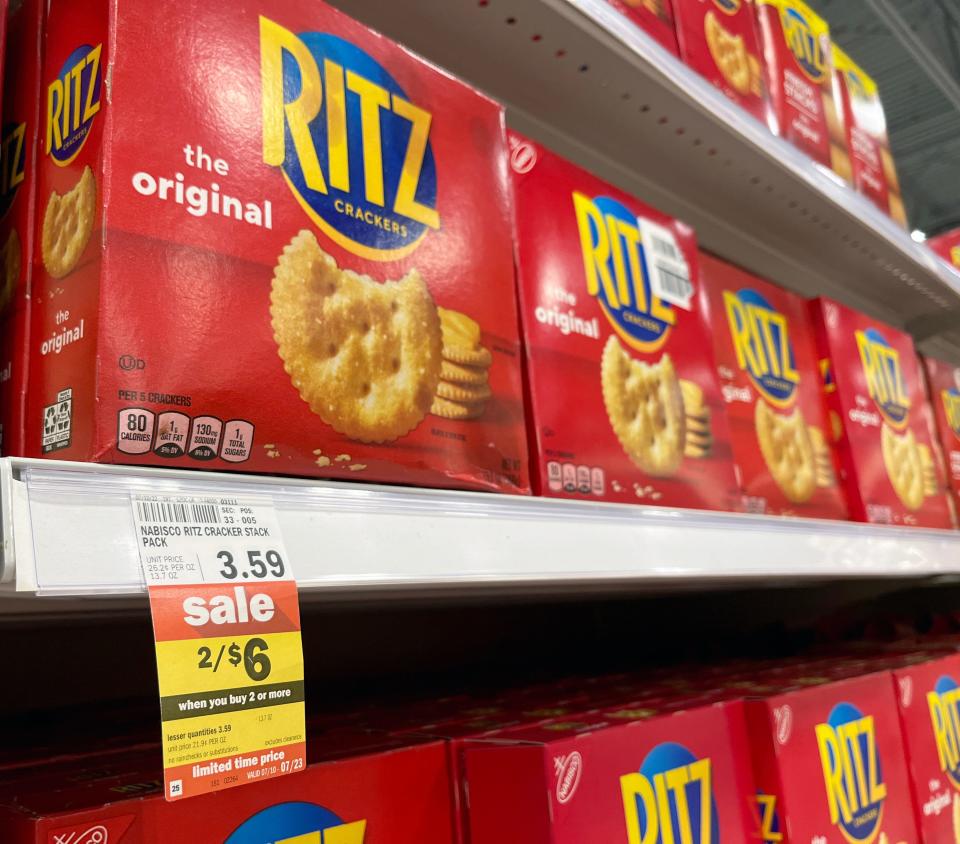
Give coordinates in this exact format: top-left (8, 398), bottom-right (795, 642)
top-left (26, 0), bottom-right (529, 494)
top-left (809, 297), bottom-right (953, 527)
top-left (510, 132), bottom-right (740, 510)
top-left (41, 164), bottom-right (95, 279)
top-left (271, 230), bottom-right (442, 443)
top-left (699, 253), bottom-right (848, 519)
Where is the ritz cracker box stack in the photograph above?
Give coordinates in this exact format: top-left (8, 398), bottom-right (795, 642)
top-left (754, 0), bottom-right (845, 174)
top-left (922, 356), bottom-right (960, 521)
top-left (892, 653), bottom-right (960, 843)
top-left (671, 0), bottom-right (768, 124)
top-left (605, 0), bottom-right (679, 55)
top-left (0, 0), bottom-right (43, 457)
top-left (27, 0), bottom-right (529, 492)
top-left (0, 735), bottom-right (459, 843)
top-left (809, 297), bottom-right (954, 528)
top-left (746, 671), bottom-right (920, 844)
top-left (699, 253), bottom-right (848, 518)
top-left (509, 132), bottom-right (741, 510)
top-left (831, 45), bottom-right (907, 227)
top-left (462, 700), bottom-right (760, 843)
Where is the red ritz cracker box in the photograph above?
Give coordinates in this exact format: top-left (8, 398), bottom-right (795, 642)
top-left (892, 653), bottom-right (960, 841)
top-left (27, 0), bottom-right (529, 493)
top-left (0, 735), bottom-right (457, 843)
top-left (930, 229), bottom-right (960, 272)
top-left (831, 45), bottom-right (907, 228)
top-left (754, 0), bottom-right (844, 173)
top-left (699, 253), bottom-right (848, 518)
top-left (809, 296), bottom-right (954, 528)
top-left (672, 0), bottom-right (769, 124)
top-left (463, 700), bottom-right (760, 843)
top-left (922, 356), bottom-right (960, 521)
top-left (509, 132), bottom-right (741, 511)
top-left (605, 0), bottom-right (679, 55)
top-left (0, 0), bottom-right (42, 457)
top-left (746, 671), bottom-right (919, 844)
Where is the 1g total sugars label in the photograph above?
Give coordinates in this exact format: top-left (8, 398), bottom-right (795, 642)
top-left (132, 493), bottom-right (306, 800)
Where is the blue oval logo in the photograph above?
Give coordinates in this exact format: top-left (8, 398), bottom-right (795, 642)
top-left (624, 743), bottom-right (719, 844)
top-left (723, 288), bottom-right (799, 408)
top-left (226, 802), bottom-right (365, 843)
top-left (0, 121), bottom-right (27, 219)
top-left (781, 8), bottom-right (827, 83)
top-left (261, 20), bottom-right (439, 261)
top-left (573, 193), bottom-right (675, 353)
top-left (713, 0), bottom-right (741, 13)
top-left (855, 327), bottom-right (910, 429)
top-left (47, 44), bottom-right (103, 166)
top-left (817, 703), bottom-right (885, 843)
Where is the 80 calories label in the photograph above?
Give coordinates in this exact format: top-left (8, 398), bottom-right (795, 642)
top-left (132, 493), bottom-right (306, 800)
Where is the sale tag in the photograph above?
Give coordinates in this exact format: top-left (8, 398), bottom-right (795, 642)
top-left (132, 493), bottom-right (306, 800)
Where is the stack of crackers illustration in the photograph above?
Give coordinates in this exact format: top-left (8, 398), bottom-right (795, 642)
top-left (680, 378), bottom-right (712, 459)
top-left (431, 307), bottom-right (492, 421)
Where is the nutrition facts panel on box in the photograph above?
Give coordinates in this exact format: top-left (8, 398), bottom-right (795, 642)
top-left (546, 461), bottom-right (605, 496)
top-left (117, 408), bottom-right (254, 463)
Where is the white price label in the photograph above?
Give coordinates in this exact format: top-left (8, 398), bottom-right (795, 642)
top-left (638, 217), bottom-right (694, 311)
top-left (131, 494), bottom-right (294, 585)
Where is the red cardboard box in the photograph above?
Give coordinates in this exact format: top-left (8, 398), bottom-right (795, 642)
top-left (809, 297), bottom-right (954, 528)
top-left (509, 132), bottom-right (741, 510)
top-left (26, 0), bottom-right (528, 493)
top-left (0, 735), bottom-right (457, 843)
top-left (605, 0), bottom-right (679, 55)
top-left (700, 253), bottom-right (848, 518)
top-left (463, 700), bottom-right (759, 843)
top-left (893, 653), bottom-right (960, 841)
top-left (0, 0), bottom-right (43, 457)
top-left (831, 46), bottom-right (906, 227)
top-left (754, 0), bottom-right (843, 172)
top-left (930, 229), bottom-right (960, 272)
top-left (747, 671), bottom-right (919, 844)
top-left (922, 356), bottom-right (960, 521)
top-left (672, 0), bottom-right (768, 123)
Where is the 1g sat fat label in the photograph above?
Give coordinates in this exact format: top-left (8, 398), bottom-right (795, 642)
top-left (132, 493), bottom-right (306, 800)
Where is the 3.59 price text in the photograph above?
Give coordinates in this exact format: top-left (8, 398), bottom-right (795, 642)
top-left (217, 549), bottom-right (285, 580)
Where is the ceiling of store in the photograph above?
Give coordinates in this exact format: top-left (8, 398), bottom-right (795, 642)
top-left (807, 0), bottom-right (960, 237)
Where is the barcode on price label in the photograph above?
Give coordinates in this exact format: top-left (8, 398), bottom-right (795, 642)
top-left (135, 499), bottom-right (223, 525)
top-left (638, 217), bottom-right (694, 311)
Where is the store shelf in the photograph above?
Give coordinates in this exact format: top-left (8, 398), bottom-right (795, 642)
top-left (1, 458), bottom-right (959, 600)
top-left (334, 0), bottom-right (960, 361)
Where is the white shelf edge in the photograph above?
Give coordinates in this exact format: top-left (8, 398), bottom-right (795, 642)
top-left (2, 458), bottom-right (959, 600)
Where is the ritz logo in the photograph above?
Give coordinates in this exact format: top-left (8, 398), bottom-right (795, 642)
top-left (260, 17), bottom-right (439, 261)
top-left (941, 388), bottom-right (960, 440)
top-left (855, 328), bottom-right (910, 429)
top-left (226, 801), bottom-right (366, 843)
top-left (46, 43), bottom-right (103, 165)
top-left (756, 792), bottom-right (783, 843)
top-left (927, 675), bottom-right (960, 789)
top-left (0, 121), bottom-right (27, 218)
top-left (573, 192), bottom-right (675, 353)
top-left (723, 289), bottom-right (799, 407)
top-left (713, 0), bottom-right (741, 13)
top-left (620, 743), bottom-right (719, 844)
top-left (815, 703), bottom-right (887, 843)
top-left (781, 7), bottom-right (827, 82)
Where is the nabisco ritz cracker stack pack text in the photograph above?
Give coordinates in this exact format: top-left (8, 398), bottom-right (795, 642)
top-left (509, 132), bottom-right (741, 510)
top-left (0, 0), bottom-right (43, 457)
top-left (892, 652), bottom-right (960, 843)
top-left (831, 45), bottom-right (907, 227)
top-left (26, 0), bottom-right (529, 493)
top-left (809, 297), bottom-right (953, 527)
top-left (922, 356), bottom-right (960, 521)
top-left (699, 253), bottom-right (848, 518)
top-left (672, 0), bottom-right (768, 124)
top-left (754, 0), bottom-right (844, 173)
